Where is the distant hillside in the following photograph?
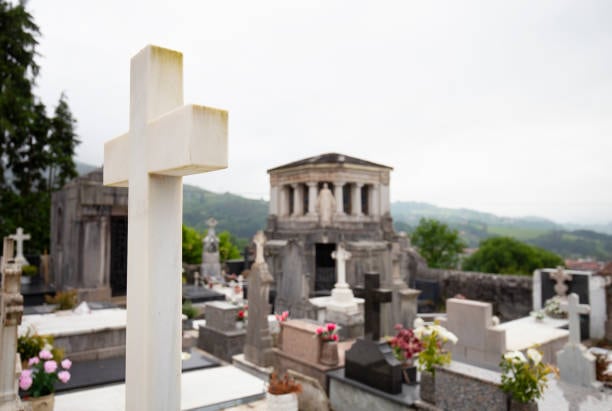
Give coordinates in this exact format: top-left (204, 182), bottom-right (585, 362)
top-left (391, 201), bottom-right (612, 261)
top-left (182, 184), bottom-right (268, 241)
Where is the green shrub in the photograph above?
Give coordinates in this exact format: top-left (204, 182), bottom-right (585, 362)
top-left (45, 289), bottom-right (78, 310)
top-left (182, 300), bottom-right (198, 319)
top-left (21, 265), bottom-right (38, 277)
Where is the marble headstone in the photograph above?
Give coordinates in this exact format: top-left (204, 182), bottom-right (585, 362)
top-left (201, 218), bottom-right (222, 281)
top-left (344, 338), bottom-right (402, 394)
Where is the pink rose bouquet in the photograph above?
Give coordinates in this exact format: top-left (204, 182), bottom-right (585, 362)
top-left (315, 322), bottom-right (339, 342)
top-left (19, 349), bottom-right (72, 398)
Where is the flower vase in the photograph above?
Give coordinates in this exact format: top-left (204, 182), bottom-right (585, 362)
top-left (266, 392), bottom-right (298, 411)
top-left (508, 398), bottom-right (538, 411)
top-left (24, 394), bottom-right (55, 411)
top-left (236, 321), bottom-right (244, 331)
top-left (401, 363), bottom-right (418, 385)
top-left (319, 341), bottom-right (339, 366)
top-left (21, 275), bottom-right (31, 285)
top-left (419, 370), bottom-right (435, 404)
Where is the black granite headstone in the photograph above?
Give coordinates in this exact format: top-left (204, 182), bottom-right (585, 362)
top-left (354, 272), bottom-right (392, 341)
top-left (344, 338), bottom-right (402, 394)
top-left (541, 271), bottom-right (590, 338)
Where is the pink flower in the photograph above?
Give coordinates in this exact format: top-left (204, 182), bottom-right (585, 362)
top-left (19, 375), bottom-right (32, 391)
top-left (44, 360), bottom-right (57, 373)
top-left (20, 369), bottom-right (32, 379)
top-left (326, 323), bottom-right (336, 332)
top-left (58, 370), bottom-right (71, 383)
top-left (39, 350), bottom-right (53, 360)
top-left (61, 359), bottom-right (72, 370)
top-left (332, 334), bottom-right (339, 341)
top-left (315, 327), bottom-right (323, 335)
top-left (28, 357), bottom-right (40, 366)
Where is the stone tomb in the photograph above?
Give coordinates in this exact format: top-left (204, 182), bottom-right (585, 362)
top-left (275, 319), bottom-right (344, 389)
top-left (439, 298), bottom-right (568, 369)
top-left (198, 301), bottom-right (245, 362)
top-left (534, 267), bottom-right (607, 339)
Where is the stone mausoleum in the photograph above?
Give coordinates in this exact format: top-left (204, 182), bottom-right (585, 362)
top-left (264, 153), bottom-right (422, 318)
top-left (50, 169), bottom-right (128, 301)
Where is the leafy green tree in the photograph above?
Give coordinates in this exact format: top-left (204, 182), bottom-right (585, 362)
top-left (411, 218), bottom-right (466, 269)
top-left (0, 1), bottom-right (79, 253)
top-left (218, 230), bottom-right (241, 263)
top-left (182, 225), bottom-right (202, 264)
top-left (462, 236), bottom-right (564, 275)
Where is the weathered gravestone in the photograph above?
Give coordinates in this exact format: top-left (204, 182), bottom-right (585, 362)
top-left (198, 301), bottom-right (246, 362)
top-left (103, 45), bottom-right (228, 410)
top-left (201, 218), bottom-right (222, 282)
top-left (8, 228), bottom-right (30, 267)
top-left (354, 272), bottom-right (392, 341)
top-left (243, 231), bottom-right (274, 367)
top-left (534, 267), bottom-right (607, 339)
top-left (557, 293), bottom-right (600, 387)
top-left (0, 238), bottom-right (25, 411)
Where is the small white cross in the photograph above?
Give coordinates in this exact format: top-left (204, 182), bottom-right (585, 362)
top-left (9, 227), bottom-right (30, 266)
top-left (103, 45), bottom-right (227, 411)
top-left (331, 243), bottom-right (352, 288)
top-left (252, 231), bottom-right (266, 264)
top-left (550, 266), bottom-right (572, 297)
top-left (561, 293), bottom-right (590, 345)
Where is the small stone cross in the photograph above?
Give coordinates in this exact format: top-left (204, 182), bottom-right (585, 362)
top-left (103, 45), bottom-right (227, 410)
top-left (354, 272), bottom-right (392, 341)
top-left (550, 266), bottom-right (572, 297)
top-left (9, 227), bottom-right (30, 266)
top-left (207, 217), bottom-right (218, 234)
top-left (253, 230), bottom-right (266, 264)
top-left (561, 293), bottom-right (590, 345)
top-left (331, 243), bottom-right (351, 288)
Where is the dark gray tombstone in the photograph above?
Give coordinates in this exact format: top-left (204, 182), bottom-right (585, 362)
top-left (354, 272), bottom-right (392, 341)
top-left (344, 338), bottom-right (402, 394)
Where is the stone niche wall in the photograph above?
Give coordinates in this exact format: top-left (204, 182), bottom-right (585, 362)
top-left (417, 269), bottom-right (532, 321)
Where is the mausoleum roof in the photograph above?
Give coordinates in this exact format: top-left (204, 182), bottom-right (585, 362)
top-left (268, 152), bottom-right (392, 172)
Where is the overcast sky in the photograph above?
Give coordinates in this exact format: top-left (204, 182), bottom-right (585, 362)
top-left (28, 1), bottom-right (612, 224)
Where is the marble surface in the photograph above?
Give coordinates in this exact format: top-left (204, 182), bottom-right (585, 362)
top-left (495, 316), bottom-right (569, 351)
top-left (19, 308), bottom-right (126, 337)
top-left (54, 365), bottom-right (265, 411)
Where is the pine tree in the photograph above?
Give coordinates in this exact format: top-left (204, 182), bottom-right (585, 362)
top-left (48, 92), bottom-right (79, 191)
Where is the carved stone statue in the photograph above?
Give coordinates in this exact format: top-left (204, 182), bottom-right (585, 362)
top-left (201, 218), bottom-right (221, 281)
top-left (317, 183), bottom-right (336, 227)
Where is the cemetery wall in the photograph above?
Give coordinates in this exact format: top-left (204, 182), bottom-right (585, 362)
top-left (417, 268), bottom-right (532, 321)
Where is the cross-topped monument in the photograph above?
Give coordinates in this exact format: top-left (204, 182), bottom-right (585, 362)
top-left (561, 293), bottom-right (590, 345)
top-left (327, 243), bottom-right (358, 313)
top-left (550, 266), bottom-right (572, 298)
top-left (103, 45), bottom-right (227, 410)
top-left (354, 272), bottom-right (392, 341)
top-left (8, 228), bottom-right (30, 266)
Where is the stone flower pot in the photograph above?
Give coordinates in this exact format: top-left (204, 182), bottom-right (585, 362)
top-left (419, 370), bottom-right (435, 404)
top-left (319, 341), bottom-right (339, 366)
top-left (266, 392), bottom-right (298, 411)
top-left (235, 321), bottom-right (245, 330)
top-left (24, 393), bottom-right (55, 411)
top-left (508, 397), bottom-right (538, 411)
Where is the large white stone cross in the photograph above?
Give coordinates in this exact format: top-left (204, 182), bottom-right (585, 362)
top-left (103, 45), bottom-right (227, 411)
top-left (561, 293), bottom-right (590, 345)
top-left (9, 227), bottom-right (30, 266)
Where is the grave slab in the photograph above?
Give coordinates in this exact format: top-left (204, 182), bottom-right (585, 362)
top-left (54, 365), bottom-right (265, 411)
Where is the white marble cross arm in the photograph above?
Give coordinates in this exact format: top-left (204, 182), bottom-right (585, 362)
top-left (104, 105), bottom-right (227, 187)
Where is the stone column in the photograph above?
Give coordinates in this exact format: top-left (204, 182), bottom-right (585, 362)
top-left (370, 184), bottom-right (380, 217)
top-left (279, 185), bottom-right (289, 217)
top-left (380, 184), bottom-right (390, 214)
top-left (334, 182), bottom-right (345, 215)
top-left (269, 186), bottom-right (279, 216)
top-left (352, 183), bottom-right (363, 216)
top-left (306, 182), bottom-right (318, 216)
top-left (291, 184), bottom-right (303, 217)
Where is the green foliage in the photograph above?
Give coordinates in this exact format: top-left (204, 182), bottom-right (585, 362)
top-left (218, 230), bottom-right (241, 262)
top-left (411, 218), bottom-right (466, 269)
top-left (182, 300), bottom-right (198, 319)
top-left (182, 224), bottom-right (203, 264)
top-left (0, 1), bottom-right (79, 254)
top-left (500, 349), bottom-right (554, 404)
top-left (21, 264), bottom-right (37, 277)
top-left (18, 331), bottom-right (51, 363)
top-left (45, 290), bottom-right (78, 310)
top-left (462, 237), bottom-right (564, 275)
